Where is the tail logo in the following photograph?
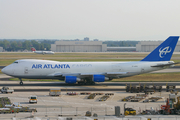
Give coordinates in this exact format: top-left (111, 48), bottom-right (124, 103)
top-left (159, 46), bottom-right (172, 58)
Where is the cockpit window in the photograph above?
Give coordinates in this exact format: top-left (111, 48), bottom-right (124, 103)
top-left (13, 61), bottom-right (18, 64)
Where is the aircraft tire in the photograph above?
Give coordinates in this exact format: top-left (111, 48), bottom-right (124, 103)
top-left (20, 82), bottom-right (23, 85)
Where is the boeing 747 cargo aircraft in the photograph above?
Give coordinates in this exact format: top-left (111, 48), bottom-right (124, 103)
top-left (2, 36), bottom-right (179, 85)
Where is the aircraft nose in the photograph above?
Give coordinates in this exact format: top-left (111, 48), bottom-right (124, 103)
top-left (1, 67), bottom-right (6, 74)
top-left (1, 66), bottom-right (11, 75)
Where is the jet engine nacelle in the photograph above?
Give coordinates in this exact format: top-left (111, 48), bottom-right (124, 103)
top-left (65, 76), bottom-right (81, 84)
top-left (92, 75), bottom-right (109, 82)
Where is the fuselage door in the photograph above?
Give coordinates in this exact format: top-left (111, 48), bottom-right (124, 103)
top-left (112, 63), bottom-right (122, 72)
top-left (24, 67), bottom-right (28, 74)
top-left (141, 68), bottom-right (145, 73)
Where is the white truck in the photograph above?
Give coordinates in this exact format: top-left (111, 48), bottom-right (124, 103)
top-left (1, 87), bottom-right (14, 93)
top-left (49, 88), bottom-right (61, 96)
top-left (29, 96), bottom-right (37, 103)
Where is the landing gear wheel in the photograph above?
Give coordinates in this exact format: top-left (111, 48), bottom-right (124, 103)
top-left (20, 81), bottom-right (23, 85)
top-left (77, 81), bottom-right (84, 85)
top-left (91, 81), bottom-right (95, 85)
top-left (86, 79), bottom-right (95, 85)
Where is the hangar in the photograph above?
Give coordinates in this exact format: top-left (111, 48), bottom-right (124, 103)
top-left (51, 41), bottom-right (107, 52)
top-left (136, 41), bottom-right (180, 52)
top-left (107, 47), bottom-right (136, 52)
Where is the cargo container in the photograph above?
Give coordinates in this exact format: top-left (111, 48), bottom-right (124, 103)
top-left (49, 88), bottom-right (61, 96)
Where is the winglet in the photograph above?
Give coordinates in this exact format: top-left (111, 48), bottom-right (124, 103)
top-left (141, 36), bottom-right (179, 61)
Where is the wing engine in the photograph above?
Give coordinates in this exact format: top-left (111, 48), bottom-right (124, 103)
top-left (65, 76), bottom-right (81, 84)
top-left (92, 75), bottom-right (109, 82)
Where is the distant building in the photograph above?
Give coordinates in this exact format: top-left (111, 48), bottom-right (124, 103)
top-left (0, 47), bottom-right (3, 52)
top-left (136, 41), bottom-right (180, 52)
top-left (93, 39), bottom-right (99, 41)
top-left (51, 41), bottom-right (107, 52)
top-left (84, 37), bottom-right (89, 41)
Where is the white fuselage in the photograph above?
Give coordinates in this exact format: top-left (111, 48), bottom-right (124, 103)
top-left (34, 51), bottom-right (54, 54)
top-left (2, 59), bottom-right (174, 80)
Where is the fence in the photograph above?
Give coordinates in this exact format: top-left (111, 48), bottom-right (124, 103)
top-left (1, 105), bottom-right (180, 120)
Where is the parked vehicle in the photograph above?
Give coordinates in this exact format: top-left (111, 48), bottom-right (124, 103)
top-left (143, 99), bottom-right (149, 103)
top-left (124, 103), bottom-right (136, 116)
top-left (166, 85), bottom-right (175, 92)
top-left (49, 88), bottom-right (61, 96)
top-left (170, 89), bottom-right (178, 95)
top-left (29, 96), bottom-right (37, 104)
top-left (1, 87), bottom-right (14, 94)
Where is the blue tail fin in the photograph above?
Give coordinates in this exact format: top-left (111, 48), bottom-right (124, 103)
top-left (141, 36), bottom-right (179, 61)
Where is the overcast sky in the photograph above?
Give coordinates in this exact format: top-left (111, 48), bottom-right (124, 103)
top-left (0, 0), bottom-right (180, 40)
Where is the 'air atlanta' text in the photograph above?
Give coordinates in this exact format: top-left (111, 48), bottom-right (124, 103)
top-left (32, 64), bottom-right (70, 69)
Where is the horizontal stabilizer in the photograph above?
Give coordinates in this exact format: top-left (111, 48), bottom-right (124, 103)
top-left (151, 62), bottom-right (180, 67)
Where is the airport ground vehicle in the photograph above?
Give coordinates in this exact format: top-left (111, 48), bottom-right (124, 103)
top-left (160, 98), bottom-right (171, 114)
top-left (154, 85), bottom-right (162, 92)
top-left (126, 84), bottom-right (162, 93)
top-left (166, 85), bottom-right (176, 92)
top-left (141, 108), bottom-right (159, 115)
top-left (170, 89), bottom-right (178, 95)
top-left (29, 96), bottom-right (37, 103)
top-left (143, 99), bottom-right (149, 103)
top-left (49, 88), bottom-right (61, 96)
top-left (160, 97), bottom-right (180, 115)
top-left (144, 85), bottom-right (162, 93)
top-left (144, 85), bottom-right (155, 93)
top-left (124, 103), bottom-right (136, 116)
top-left (126, 85), bottom-right (143, 93)
top-left (67, 92), bottom-right (78, 95)
top-left (124, 108), bottom-right (136, 115)
top-left (99, 95), bottom-right (109, 101)
top-left (169, 94), bottom-right (176, 102)
top-left (1, 87), bottom-right (14, 93)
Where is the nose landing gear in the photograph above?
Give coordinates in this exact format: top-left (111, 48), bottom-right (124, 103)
top-left (19, 78), bottom-right (23, 85)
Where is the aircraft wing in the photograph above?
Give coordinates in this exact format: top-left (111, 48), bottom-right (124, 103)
top-left (151, 62), bottom-right (180, 67)
top-left (48, 72), bottom-right (127, 77)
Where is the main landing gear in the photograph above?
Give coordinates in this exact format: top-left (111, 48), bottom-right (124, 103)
top-left (78, 79), bottom-right (95, 85)
top-left (19, 78), bottom-right (23, 85)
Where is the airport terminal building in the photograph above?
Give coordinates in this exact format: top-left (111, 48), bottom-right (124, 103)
top-left (136, 41), bottom-right (180, 52)
top-left (51, 41), bottom-right (107, 52)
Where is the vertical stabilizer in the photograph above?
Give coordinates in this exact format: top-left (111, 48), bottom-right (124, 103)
top-left (31, 47), bottom-right (36, 51)
top-left (141, 36), bottom-right (179, 61)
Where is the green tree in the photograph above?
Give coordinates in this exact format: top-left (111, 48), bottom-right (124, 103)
top-left (22, 41), bottom-right (32, 50)
top-left (3, 40), bottom-right (11, 50)
top-left (10, 41), bottom-right (18, 51)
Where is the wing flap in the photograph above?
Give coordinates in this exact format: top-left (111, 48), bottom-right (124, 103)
top-left (47, 73), bottom-right (62, 77)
